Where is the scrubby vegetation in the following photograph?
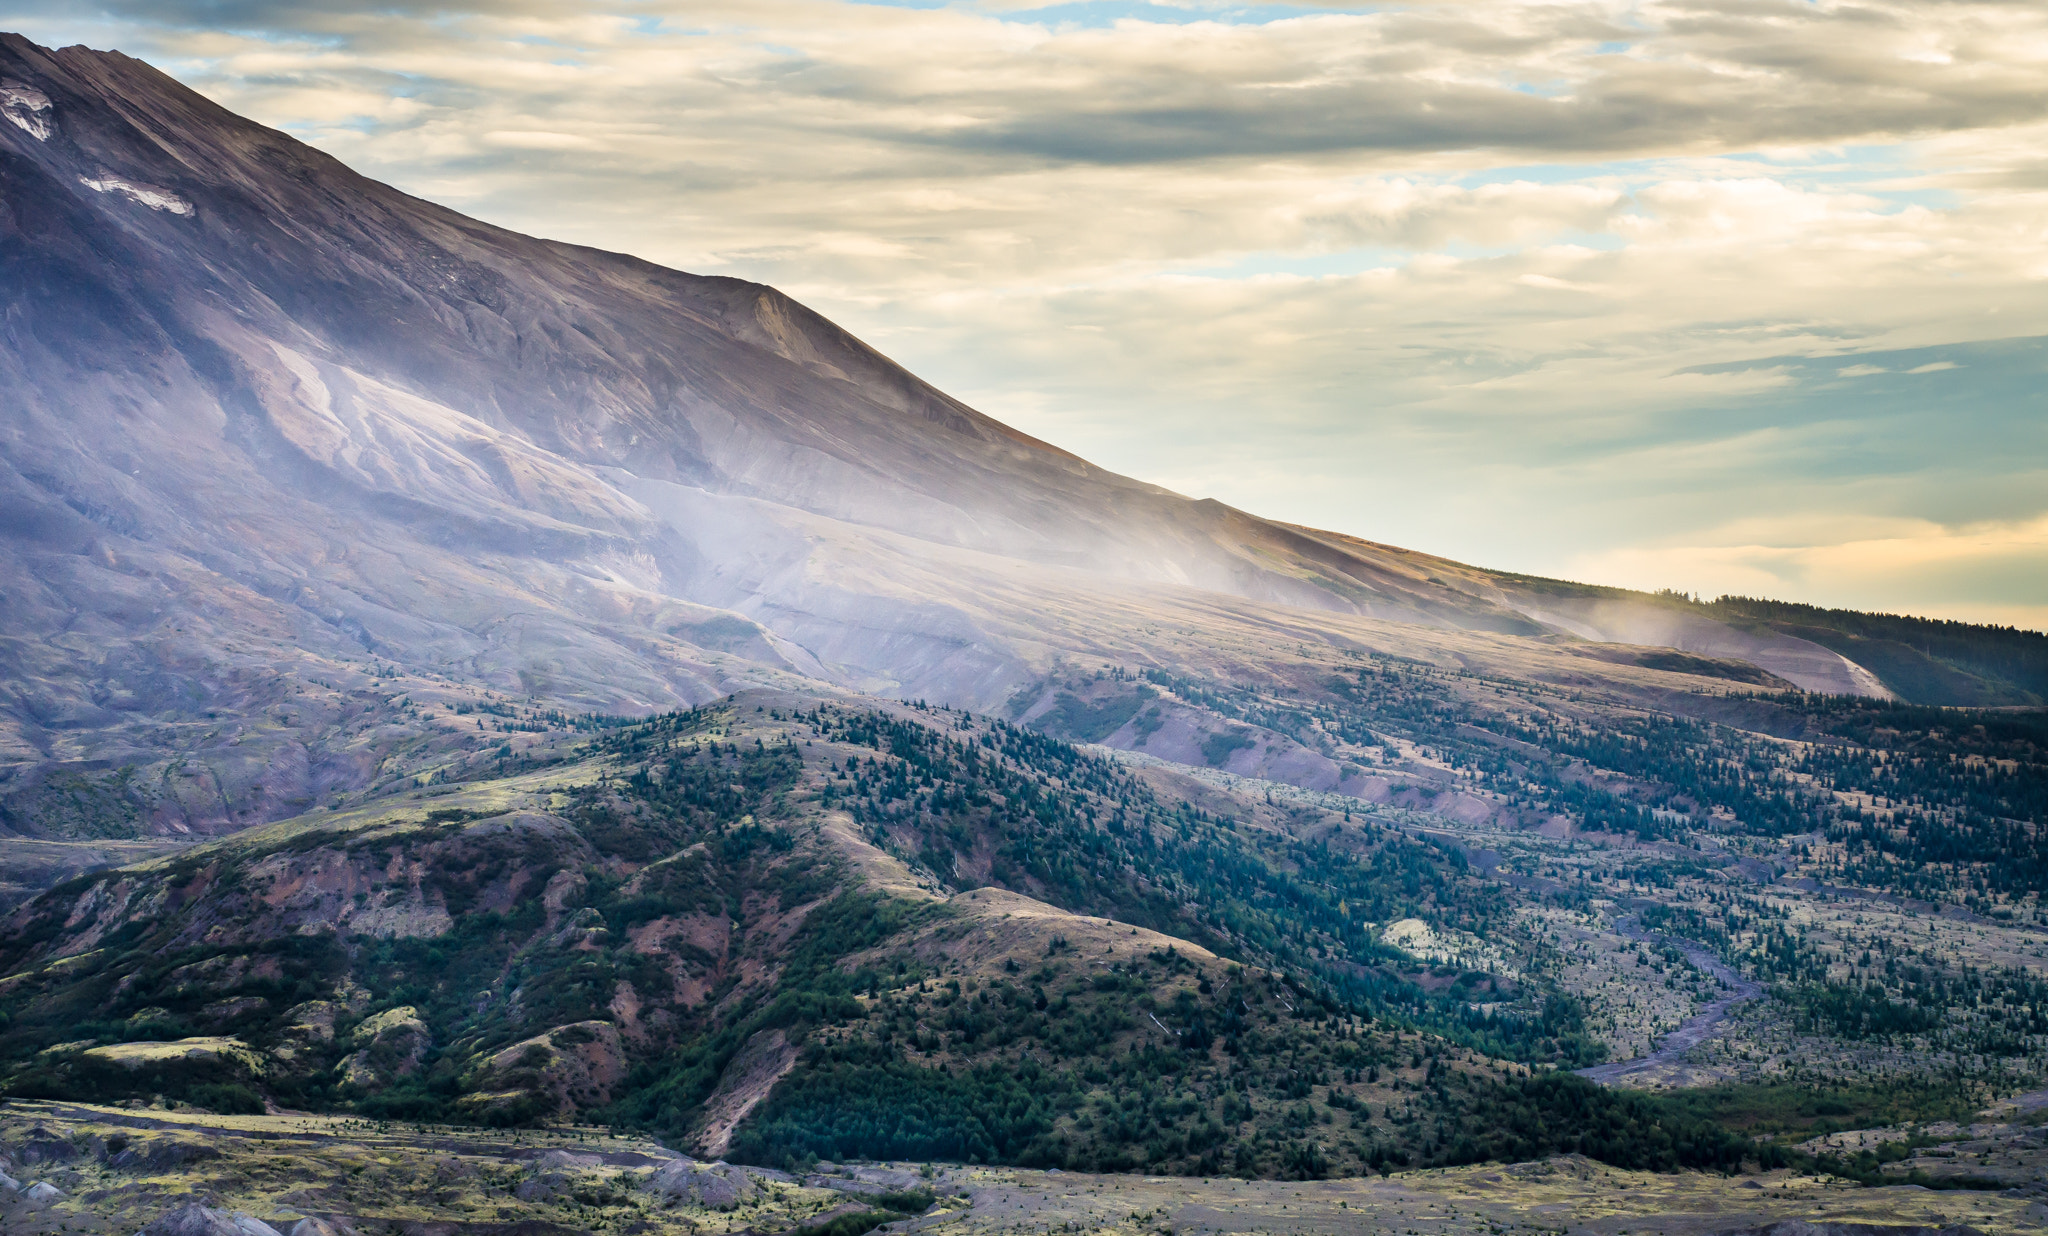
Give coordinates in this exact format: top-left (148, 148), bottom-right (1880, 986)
top-left (1122, 652), bottom-right (2048, 912)
top-left (811, 707), bottom-right (1598, 1065)
top-left (0, 679), bottom-right (2041, 1192)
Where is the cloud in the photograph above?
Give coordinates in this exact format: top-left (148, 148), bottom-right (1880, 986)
top-left (34, 2), bottom-right (2048, 166)
top-left (4, 0), bottom-right (2046, 627)
top-left (483, 129), bottom-right (599, 149)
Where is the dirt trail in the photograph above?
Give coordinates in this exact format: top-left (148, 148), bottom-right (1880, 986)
top-left (1575, 915), bottom-right (1761, 1086)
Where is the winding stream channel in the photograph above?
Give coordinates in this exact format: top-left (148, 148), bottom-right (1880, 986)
top-left (1574, 915), bottom-right (1763, 1085)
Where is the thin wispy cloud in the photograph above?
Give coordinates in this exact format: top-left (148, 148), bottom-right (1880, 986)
top-left (7, 0), bottom-right (2045, 625)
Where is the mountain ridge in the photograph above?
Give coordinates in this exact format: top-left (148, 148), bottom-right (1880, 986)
top-left (0, 29), bottom-right (2034, 864)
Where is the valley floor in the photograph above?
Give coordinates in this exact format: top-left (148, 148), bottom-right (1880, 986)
top-left (1, 1100), bottom-right (2040, 1236)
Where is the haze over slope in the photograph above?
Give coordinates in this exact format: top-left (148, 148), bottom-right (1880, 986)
top-left (0, 33), bottom-right (1921, 836)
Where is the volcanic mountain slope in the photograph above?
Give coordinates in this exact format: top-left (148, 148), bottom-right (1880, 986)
top-left (1, 31), bottom-right (1935, 846)
top-left (0, 30), bottom-right (1550, 647)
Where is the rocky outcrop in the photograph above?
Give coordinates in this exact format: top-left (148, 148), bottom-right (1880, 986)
top-left (8, 1123), bottom-right (77, 1165)
top-left (339, 1005), bottom-right (432, 1092)
top-left (692, 1028), bottom-right (797, 1158)
top-left (468, 1020), bottom-right (626, 1119)
top-left (107, 1136), bottom-right (222, 1172)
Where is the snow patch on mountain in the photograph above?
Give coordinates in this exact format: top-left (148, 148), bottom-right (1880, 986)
top-left (0, 80), bottom-right (51, 140)
top-left (80, 171), bottom-right (192, 215)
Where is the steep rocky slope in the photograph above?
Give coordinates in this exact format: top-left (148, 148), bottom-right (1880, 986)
top-left (0, 32), bottom-right (1905, 846)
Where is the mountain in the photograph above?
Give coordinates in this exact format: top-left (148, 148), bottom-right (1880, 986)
top-left (2, 31), bottom-right (2047, 1204)
top-left (0, 32), bottom-right (1934, 846)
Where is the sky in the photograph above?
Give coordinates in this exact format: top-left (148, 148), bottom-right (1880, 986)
top-left (7, 1), bottom-right (2046, 629)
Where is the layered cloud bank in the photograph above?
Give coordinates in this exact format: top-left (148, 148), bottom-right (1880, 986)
top-left (9, 0), bottom-right (2045, 626)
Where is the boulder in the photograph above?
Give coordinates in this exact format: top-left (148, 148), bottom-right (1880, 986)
top-left (25, 1179), bottom-right (63, 1203)
top-left (288, 1217), bottom-right (358, 1236)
